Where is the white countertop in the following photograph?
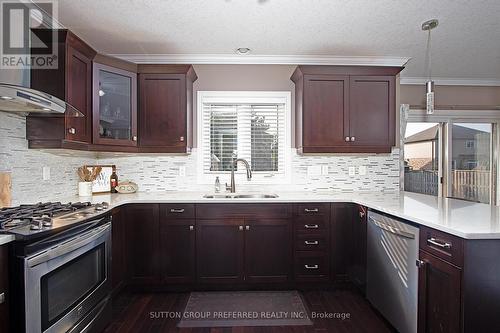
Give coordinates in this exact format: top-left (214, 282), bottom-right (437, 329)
top-left (0, 234), bottom-right (15, 246)
top-left (3, 191), bottom-right (500, 242)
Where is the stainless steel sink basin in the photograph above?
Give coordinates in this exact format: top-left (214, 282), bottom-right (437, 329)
top-left (203, 193), bottom-right (279, 199)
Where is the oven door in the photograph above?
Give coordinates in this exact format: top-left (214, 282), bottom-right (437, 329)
top-left (24, 222), bottom-right (111, 333)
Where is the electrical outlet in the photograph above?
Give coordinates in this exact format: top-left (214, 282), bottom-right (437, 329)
top-left (42, 166), bottom-right (51, 181)
top-left (348, 166), bottom-right (356, 177)
top-left (179, 166), bottom-right (186, 177)
top-left (359, 165), bottom-right (367, 176)
top-left (321, 165), bottom-right (329, 175)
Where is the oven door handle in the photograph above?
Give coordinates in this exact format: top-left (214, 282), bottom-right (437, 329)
top-left (27, 223), bottom-right (111, 268)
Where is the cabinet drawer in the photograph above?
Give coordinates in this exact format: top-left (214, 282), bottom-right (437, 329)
top-left (161, 204), bottom-right (195, 219)
top-left (295, 234), bottom-right (328, 251)
top-left (294, 216), bottom-right (329, 234)
top-left (420, 226), bottom-right (464, 266)
top-left (196, 204), bottom-right (291, 219)
top-left (294, 251), bottom-right (329, 281)
top-left (295, 203), bottom-right (331, 217)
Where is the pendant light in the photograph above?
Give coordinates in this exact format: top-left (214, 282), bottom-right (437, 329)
top-left (422, 19), bottom-right (439, 114)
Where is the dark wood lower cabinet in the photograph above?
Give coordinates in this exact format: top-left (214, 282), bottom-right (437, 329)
top-left (111, 207), bottom-right (127, 294)
top-left (331, 203), bottom-right (353, 280)
top-left (196, 219), bottom-right (244, 284)
top-left (160, 219), bottom-right (196, 283)
top-left (244, 218), bottom-right (292, 283)
top-left (0, 245), bottom-right (9, 333)
top-left (418, 250), bottom-right (462, 333)
top-left (126, 204), bottom-right (160, 284)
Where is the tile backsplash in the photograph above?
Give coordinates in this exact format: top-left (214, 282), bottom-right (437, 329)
top-left (0, 113), bottom-right (95, 205)
top-left (1, 112), bottom-right (400, 204)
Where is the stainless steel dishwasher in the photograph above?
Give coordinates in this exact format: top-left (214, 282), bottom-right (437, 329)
top-left (367, 210), bottom-right (419, 333)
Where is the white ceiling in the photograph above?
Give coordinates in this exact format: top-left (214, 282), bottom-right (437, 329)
top-left (56, 0), bottom-right (500, 80)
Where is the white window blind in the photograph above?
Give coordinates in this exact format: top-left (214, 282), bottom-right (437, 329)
top-left (202, 103), bottom-right (286, 174)
top-left (198, 92), bottom-right (290, 183)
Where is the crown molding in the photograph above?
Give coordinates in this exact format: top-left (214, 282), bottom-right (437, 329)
top-left (400, 77), bottom-right (500, 86)
top-left (110, 53), bottom-right (411, 67)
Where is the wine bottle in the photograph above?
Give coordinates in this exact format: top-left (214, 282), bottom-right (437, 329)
top-left (110, 166), bottom-right (118, 193)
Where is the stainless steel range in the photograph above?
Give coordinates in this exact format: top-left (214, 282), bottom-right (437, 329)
top-left (1, 202), bottom-right (112, 333)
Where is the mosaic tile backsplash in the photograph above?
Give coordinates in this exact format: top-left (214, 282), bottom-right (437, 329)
top-left (1, 112), bottom-right (400, 204)
top-left (0, 113), bottom-right (95, 205)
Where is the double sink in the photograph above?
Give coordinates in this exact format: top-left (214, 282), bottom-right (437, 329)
top-left (203, 193), bottom-right (279, 199)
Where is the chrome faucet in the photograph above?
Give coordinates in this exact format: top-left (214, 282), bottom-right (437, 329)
top-left (226, 157), bottom-right (252, 193)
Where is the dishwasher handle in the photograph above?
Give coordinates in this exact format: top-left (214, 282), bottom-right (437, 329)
top-left (369, 216), bottom-right (416, 239)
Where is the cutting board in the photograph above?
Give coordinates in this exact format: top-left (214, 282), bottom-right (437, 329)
top-left (0, 172), bottom-right (12, 208)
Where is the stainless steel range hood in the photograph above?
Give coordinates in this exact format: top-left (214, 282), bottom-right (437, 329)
top-left (0, 83), bottom-right (84, 117)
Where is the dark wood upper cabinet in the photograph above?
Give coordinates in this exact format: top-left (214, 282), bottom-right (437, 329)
top-left (349, 76), bottom-right (395, 148)
top-left (196, 219), bottom-right (245, 284)
top-left (244, 218), bottom-right (292, 283)
top-left (0, 245), bottom-right (9, 333)
top-left (418, 250), bottom-right (461, 333)
top-left (302, 75), bottom-right (349, 149)
top-left (92, 62), bottom-right (137, 147)
top-left (28, 29), bottom-right (96, 147)
top-left (125, 204), bottom-right (160, 285)
top-left (291, 66), bottom-right (403, 154)
top-left (138, 65), bottom-right (197, 153)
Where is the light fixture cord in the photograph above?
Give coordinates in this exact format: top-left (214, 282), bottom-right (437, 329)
top-left (425, 29), bottom-right (432, 81)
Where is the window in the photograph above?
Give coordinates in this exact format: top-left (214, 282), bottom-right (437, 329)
top-left (403, 107), bottom-right (498, 205)
top-left (197, 91), bottom-right (291, 184)
top-left (404, 122), bottom-right (440, 197)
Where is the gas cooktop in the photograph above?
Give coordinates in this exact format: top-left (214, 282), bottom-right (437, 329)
top-left (0, 201), bottom-right (109, 237)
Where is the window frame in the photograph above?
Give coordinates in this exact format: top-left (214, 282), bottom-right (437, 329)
top-left (196, 91), bottom-right (292, 185)
top-left (403, 106), bottom-right (499, 205)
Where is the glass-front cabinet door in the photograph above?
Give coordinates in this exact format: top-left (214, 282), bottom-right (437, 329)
top-left (93, 63), bottom-right (137, 146)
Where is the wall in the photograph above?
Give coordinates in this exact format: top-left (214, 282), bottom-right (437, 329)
top-left (0, 113), bottom-right (95, 205)
top-left (400, 85), bottom-right (500, 107)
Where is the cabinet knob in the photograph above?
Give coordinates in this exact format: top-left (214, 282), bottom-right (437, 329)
top-left (345, 136), bottom-right (350, 142)
top-left (132, 136), bottom-right (137, 142)
top-left (189, 225), bottom-right (194, 231)
top-left (351, 136), bottom-right (356, 142)
top-left (180, 136), bottom-right (185, 142)
top-left (245, 225), bottom-right (250, 231)
top-left (239, 226), bottom-right (243, 231)
top-left (0, 292), bottom-right (4, 304)
top-left (416, 259), bottom-right (426, 268)
top-left (68, 127), bottom-right (76, 135)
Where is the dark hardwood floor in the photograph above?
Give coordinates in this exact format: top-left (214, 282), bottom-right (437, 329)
top-left (104, 288), bottom-right (394, 333)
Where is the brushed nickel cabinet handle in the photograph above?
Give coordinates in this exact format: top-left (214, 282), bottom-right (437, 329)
top-left (345, 136), bottom-right (350, 142)
top-left (180, 136), bottom-right (185, 142)
top-left (0, 292), bottom-right (4, 304)
top-left (304, 224), bottom-right (319, 229)
top-left (351, 136), bottom-right (356, 142)
top-left (427, 237), bottom-right (452, 249)
top-left (304, 240), bottom-right (319, 245)
top-left (68, 127), bottom-right (76, 134)
top-left (239, 226), bottom-right (243, 231)
top-left (304, 208), bottom-right (319, 213)
top-left (245, 226), bottom-right (250, 231)
top-left (189, 225), bottom-right (194, 231)
top-left (170, 208), bottom-right (185, 213)
top-left (304, 264), bottom-right (319, 270)
top-left (132, 135), bottom-right (137, 141)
